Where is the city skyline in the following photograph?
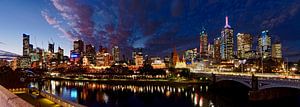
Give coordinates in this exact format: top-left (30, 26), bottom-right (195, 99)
top-left (1, 0), bottom-right (300, 61)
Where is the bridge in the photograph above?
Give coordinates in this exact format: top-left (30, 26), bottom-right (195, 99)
top-left (195, 72), bottom-right (300, 91)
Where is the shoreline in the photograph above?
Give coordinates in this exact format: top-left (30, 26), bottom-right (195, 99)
top-left (41, 77), bottom-right (210, 86)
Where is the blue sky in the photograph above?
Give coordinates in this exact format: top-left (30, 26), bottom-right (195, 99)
top-left (0, 0), bottom-right (72, 56)
top-left (0, 0), bottom-right (300, 61)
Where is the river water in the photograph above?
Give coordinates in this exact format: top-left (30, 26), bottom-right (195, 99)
top-left (29, 80), bottom-right (300, 107)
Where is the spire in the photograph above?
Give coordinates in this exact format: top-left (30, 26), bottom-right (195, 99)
top-left (201, 26), bottom-right (206, 34)
top-left (224, 16), bottom-right (231, 28)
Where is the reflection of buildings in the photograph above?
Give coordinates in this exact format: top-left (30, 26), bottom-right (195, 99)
top-left (220, 16), bottom-right (234, 60)
top-left (237, 33), bottom-right (252, 59)
top-left (38, 80), bottom-right (209, 107)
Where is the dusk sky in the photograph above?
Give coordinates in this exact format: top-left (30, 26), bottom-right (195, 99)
top-left (1, 0), bottom-right (300, 61)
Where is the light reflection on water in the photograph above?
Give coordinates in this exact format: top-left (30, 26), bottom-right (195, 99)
top-left (30, 80), bottom-right (211, 107)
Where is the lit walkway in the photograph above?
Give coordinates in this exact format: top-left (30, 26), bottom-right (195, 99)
top-left (16, 93), bottom-right (61, 107)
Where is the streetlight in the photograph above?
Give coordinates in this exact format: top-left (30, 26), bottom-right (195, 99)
top-left (285, 57), bottom-right (289, 75)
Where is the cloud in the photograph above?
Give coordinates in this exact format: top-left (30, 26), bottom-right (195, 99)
top-left (41, 10), bottom-right (76, 41)
top-left (42, 0), bottom-right (300, 58)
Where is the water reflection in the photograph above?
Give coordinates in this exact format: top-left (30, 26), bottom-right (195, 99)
top-left (30, 80), bottom-right (210, 107)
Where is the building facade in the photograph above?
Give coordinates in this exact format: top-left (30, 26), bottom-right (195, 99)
top-left (220, 16), bottom-right (234, 60)
top-left (237, 33), bottom-right (252, 59)
top-left (258, 30), bottom-right (272, 59)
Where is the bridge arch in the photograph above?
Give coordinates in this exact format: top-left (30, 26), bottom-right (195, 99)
top-left (215, 78), bottom-right (252, 89)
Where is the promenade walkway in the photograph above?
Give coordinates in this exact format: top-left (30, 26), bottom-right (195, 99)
top-left (17, 93), bottom-right (61, 107)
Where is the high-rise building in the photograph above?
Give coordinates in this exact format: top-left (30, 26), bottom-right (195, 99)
top-left (258, 30), bottom-right (272, 59)
top-left (48, 43), bottom-right (54, 53)
top-left (96, 51), bottom-right (112, 66)
top-left (214, 37), bottom-right (221, 62)
top-left (73, 40), bottom-right (84, 55)
top-left (132, 48), bottom-right (143, 66)
top-left (237, 33), bottom-right (252, 59)
top-left (58, 47), bottom-right (64, 63)
top-left (112, 46), bottom-right (120, 62)
top-left (184, 48), bottom-right (197, 64)
top-left (85, 44), bottom-right (96, 65)
top-left (220, 16), bottom-right (234, 60)
top-left (272, 41), bottom-right (282, 59)
top-left (208, 43), bottom-right (214, 59)
top-left (23, 34), bottom-right (30, 56)
top-left (200, 27), bottom-right (208, 58)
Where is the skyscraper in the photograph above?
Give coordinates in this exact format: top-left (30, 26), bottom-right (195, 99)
top-left (85, 44), bottom-right (96, 65)
top-left (112, 46), bottom-right (120, 62)
top-left (200, 27), bottom-right (208, 58)
top-left (214, 37), bottom-right (221, 62)
top-left (58, 47), bottom-right (64, 63)
top-left (23, 34), bottom-right (30, 56)
top-left (258, 30), bottom-right (272, 59)
top-left (237, 33), bottom-right (252, 59)
top-left (74, 40), bottom-right (84, 55)
top-left (132, 48), bottom-right (143, 66)
top-left (220, 16), bottom-right (234, 60)
top-left (48, 43), bottom-right (54, 53)
top-left (272, 41), bottom-right (282, 59)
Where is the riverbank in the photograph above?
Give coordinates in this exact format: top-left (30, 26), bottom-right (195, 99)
top-left (42, 76), bottom-right (210, 86)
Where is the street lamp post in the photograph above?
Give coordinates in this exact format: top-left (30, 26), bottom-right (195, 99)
top-left (285, 57), bottom-right (289, 75)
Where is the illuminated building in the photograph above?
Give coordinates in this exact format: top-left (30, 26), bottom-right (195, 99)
top-left (213, 37), bottom-right (221, 62)
top-left (134, 53), bottom-right (143, 66)
top-left (82, 56), bottom-right (89, 66)
top-left (208, 43), bottom-right (214, 59)
top-left (85, 44), bottom-right (96, 65)
top-left (237, 33), bottom-right (252, 59)
top-left (112, 46), bottom-right (120, 62)
top-left (96, 50), bottom-right (112, 66)
top-left (132, 48), bottom-right (143, 66)
top-left (171, 47), bottom-right (179, 66)
top-left (150, 57), bottom-right (166, 69)
top-left (17, 56), bottom-right (31, 69)
top-left (199, 27), bottom-right (208, 58)
top-left (220, 16), bottom-right (234, 60)
top-left (258, 30), bottom-right (271, 59)
top-left (184, 48), bottom-right (197, 64)
top-left (23, 34), bottom-right (30, 56)
top-left (175, 56), bottom-right (187, 68)
top-left (272, 41), bottom-right (282, 59)
top-left (73, 40), bottom-right (84, 55)
top-left (70, 50), bottom-right (81, 64)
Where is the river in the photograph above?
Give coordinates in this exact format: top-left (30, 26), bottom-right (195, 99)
top-left (29, 80), bottom-right (300, 107)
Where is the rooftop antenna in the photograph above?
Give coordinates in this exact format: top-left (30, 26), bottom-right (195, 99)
top-left (224, 16), bottom-right (231, 28)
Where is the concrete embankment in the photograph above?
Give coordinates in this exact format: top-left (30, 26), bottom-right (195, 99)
top-left (40, 91), bottom-right (86, 107)
top-left (0, 85), bottom-right (33, 107)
